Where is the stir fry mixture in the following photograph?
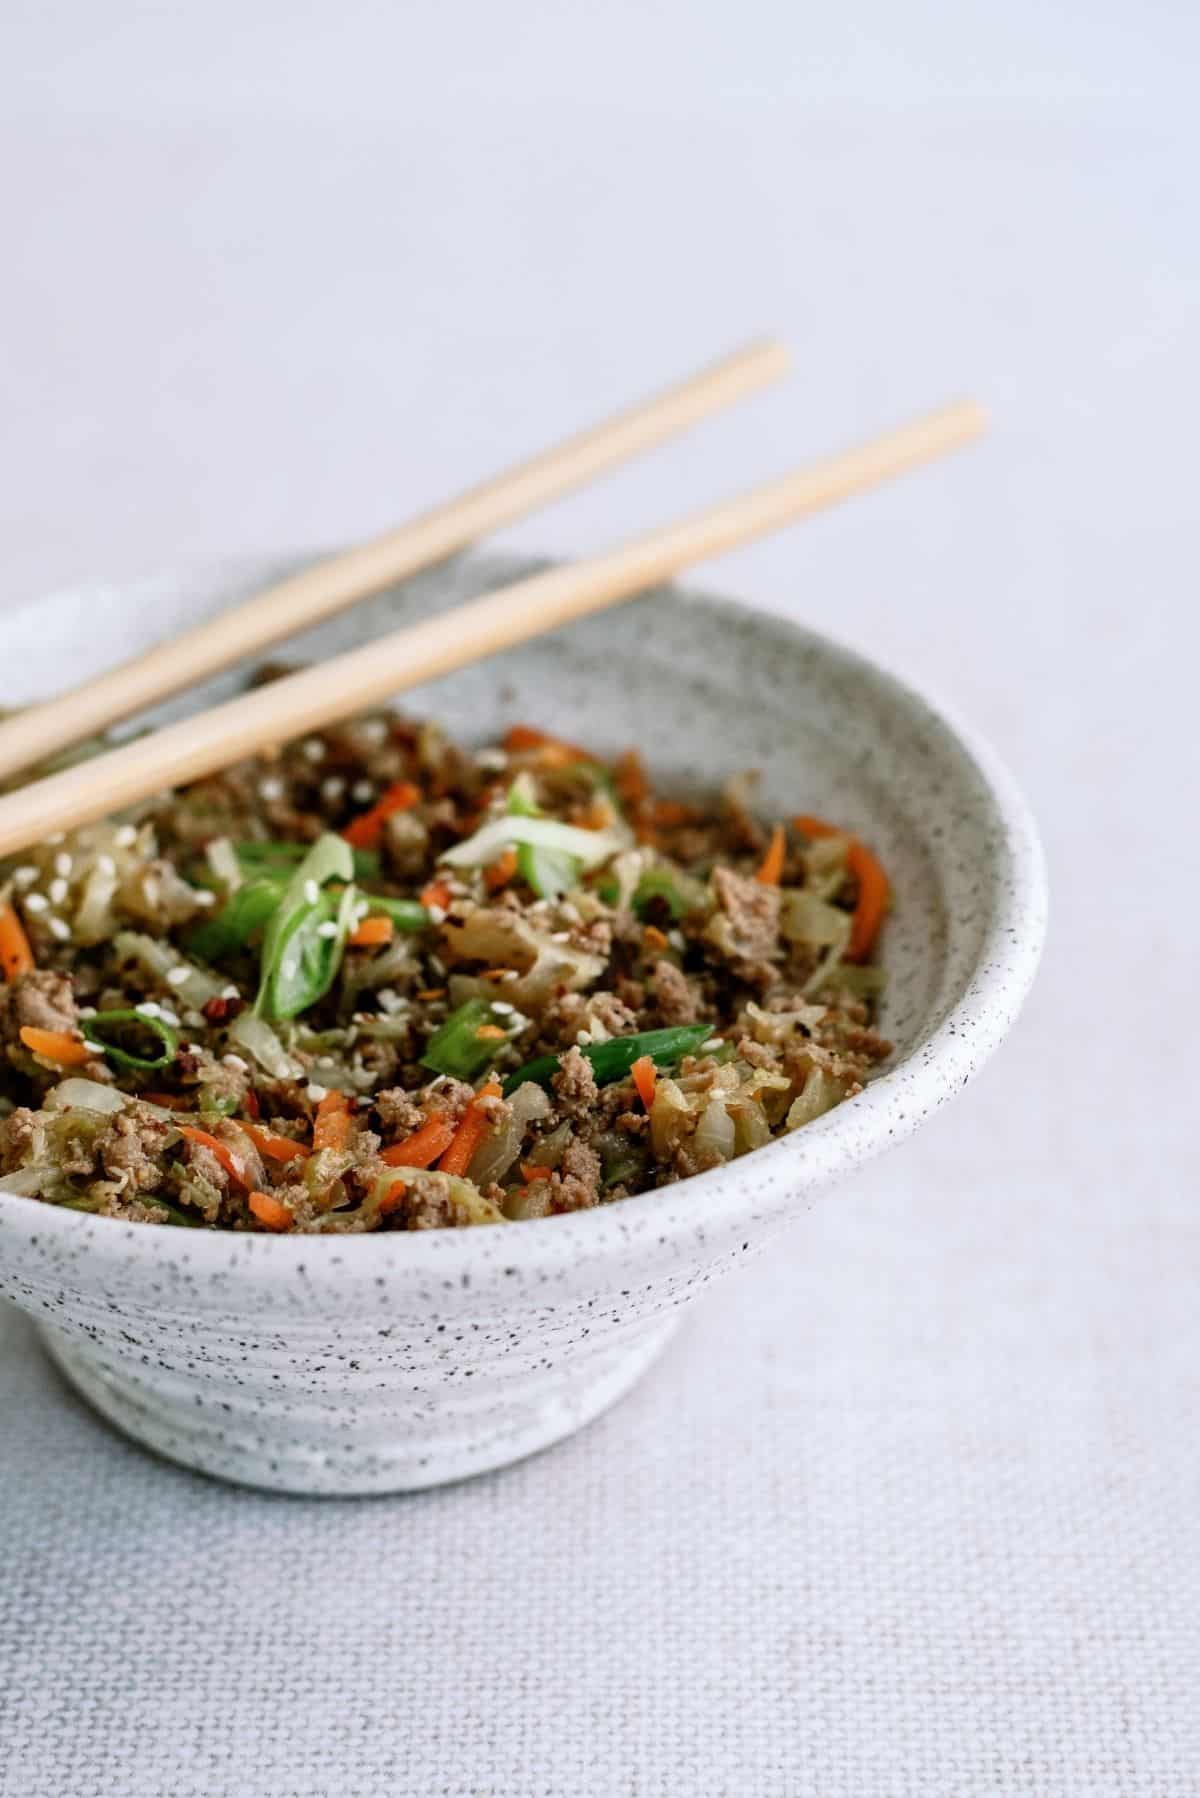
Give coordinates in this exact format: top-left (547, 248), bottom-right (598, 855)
top-left (0, 712), bottom-right (891, 1232)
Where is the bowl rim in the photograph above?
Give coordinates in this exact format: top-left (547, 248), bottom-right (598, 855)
top-left (0, 558), bottom-right (1047, 1289)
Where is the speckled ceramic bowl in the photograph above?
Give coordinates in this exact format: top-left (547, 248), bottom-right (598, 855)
top-left (0, 554), bottom-right (1045, 1495)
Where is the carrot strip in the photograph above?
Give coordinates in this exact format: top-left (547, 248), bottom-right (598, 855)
top-left (178, 1125), bottom-right (250, 1188)
top-left (755, 822), bottom-right (786, 885)
top-left (380, 1112), bottom-right (457, 1169)
top-left (342, 779), bottom-right (420, 850)
top-left (503, 724), bottom-right (589, 762)
top-left (631, 1054), bottom-right (657, 1111)
top-left (312, 1089), bottom-right (352, 1153)
top-left (0, 904), bottom-right (35, 979)
top-left (377, 1178), bottom-right (408, 1217)
top-left (247, 1190), bottom-right (293, 1232)
top-left (419, 880), bottom-right (452, 912)
top-left (652, 799), bottom-right (691, 829)
top-left (845, 841), bottom-right (889, 961)
top-left (474, 1023), bottom-right (506, 1041)
top-left (484, 847), bottom-right (518, 892)
top-left (519, 1162), bottom-right (551, 1184)
top-left (792, 815), bottom-right (889, 961)
top-left (349, 914), bottom-right (394, 948)
top-left (438, 1078), bottom-right (501, 1178)
top-left (18, 1026), bottom-right (90, 1067)
top-left (241, 1121), bottom-right (311, 1163)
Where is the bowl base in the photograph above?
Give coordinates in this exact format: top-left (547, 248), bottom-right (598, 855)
top-left (41, 1313), bottom-right (681, 1496)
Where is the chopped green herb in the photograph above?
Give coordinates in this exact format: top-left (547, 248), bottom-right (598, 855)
top-left (503, 1023), bottom-right (714, 1096)
top-left (421, 998), bottom-right (510, 1081)
top-left (86, 1009), bottom-right (180, 1072)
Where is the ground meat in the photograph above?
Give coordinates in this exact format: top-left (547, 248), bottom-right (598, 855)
top-left (588, 991), bottom-right (640, 1037)
top-left (709, 866), bottom-right (782, 969)
top-left (373, 1088), bottom-right (424, 1135)
top-left (95, 1106), bottom-right (175, 1193)
top-left (0, 1106), bottom-right (41, 1171)
top-left (649, 959), bottom-right (698, 1025)
top-left (549, 1137), bottom-right (601, 1212)
top-left (0, 970), bottom-right (78, 1044)
top-left (551, 1045), bottom-right (598, 1119)
top-left (175, 1046), bottom-right (250, 1109)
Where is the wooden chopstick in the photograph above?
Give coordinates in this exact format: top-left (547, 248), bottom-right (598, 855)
top-left (0, 340), bottom-right (790, 782)
top-left (0, 400), bottom-right (985, 858)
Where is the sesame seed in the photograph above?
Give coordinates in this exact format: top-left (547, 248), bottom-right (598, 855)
top-left (427, 904), bottom-right (446, 925)
top-left (95, 854), bottom-right (116, 877)
top-left (316, 920), bottom-right (339, 939)
top-left (702, 1037), bottom-right (725, 1052)
top-left (320, 776), bottom-right (346, 803)
top-left (305, 1083), bottom-right (328, 1102)
top-left (159, 1007), bottom-right (181, 1028)
top-left (668, 929), bottom-right (686, 950)
top-left (182, 1011), bottom-right (206, 1029)
top-left (53, 852), bottom-right (73, 877)
top-left (192, 889), bottom-right (216, 908)
top-left (576, 1029), bottom-right (593, 1045)
top-left (79, 1006), bottom-right (96, 1019)
top-left (475, 748), bottom-right (508, 771)
top-left (303, 879), bottom-right (320, 905)
top-left (316, 1056), bottom-right (337, 1069)
top-left (358, 718), bottom-right (387, 745)
top-left (47, 832), bottom-right (64, 845)
top-left (221, 985), bottom-right (240, 1000)
top-left (48, 878), bottom-right (69, 905)
top-left (222, 1054), bottom-right (249, 1073)
top-left (48, 917), bottom-right (71, 941)
top-left (558, 901), bottom-right (582, 923)
top-left (136, 1001), bottom-right (161, 1019)
top-left (165, 966), bottom-right (191, 987)
top-left (83, 1040), bottom-right (103, 1055)
top-left (115, 826), bottom-right (138, 848)
top-left (351, 779), bottom-right (375, 803)
top-left (23, 893), bottom-right (48, 913)
top-left (302, 738), bottom-right (326, 763)
top-left (550, 930), bottom-right (571, 943)
top-left (490, 1000), bottom-right (515, 1016)
top-left (259, 776), bottom-right (285, 801)
top-left (11, 866), bottom-right (37, 888)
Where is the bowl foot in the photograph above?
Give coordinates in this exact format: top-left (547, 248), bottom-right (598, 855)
top-left (41, 1312), bottom-right (680, 1496)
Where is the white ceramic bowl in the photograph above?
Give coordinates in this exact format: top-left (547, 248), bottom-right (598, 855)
top-left (0, 554), bottom-right (1046, 1494)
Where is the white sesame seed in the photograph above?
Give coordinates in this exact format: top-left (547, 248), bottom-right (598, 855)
top-left (475, 747), bottom-right (508, 771)
top-left (221, 985), bottom-right (240, 1000)
top-left (48, 878), bottom-right (69, 905)
top-left (159, 1007), bottom-right (181, 1028)
top-left (500, 969), bottom-right (520, 983)
top-left (135, 1001), bottom-right (161, 1019)
top-left (427, 904), bottom-right (446, 925)
top-left (79, 1006), bottom-right (96, 1019)
top-left (182, 1011), bottom-right (206, 1029)
top-left (490, 1000), bottom-right (515, 1016)
top-left (351, 779), bottom-right (375, 803)
top-left (668, 929), bottom-right (686, 950)
top-left (302, 738), bottom-right (326, 763)
top-left (47, 832), bottom-right (64, 845)
top-left (550, 930), bottom-right (571, 943)
top-left (48, 917), bottom-right (71, 941)
top-left (23, 893), bottom-right (48, 913)
top-left (576, 1029), bottom-right (593, 1045)
top-left (320, 776), bottom-right (346, 803)
top-left (316, 1056), bottom-right (337, 1069)
top-left (95, 854), bottom-right (117, 877)
top-left (305, 1083), bottom-right (328, 1102)
top-left (558, 901), bottom-right (582, 923)
top-left (377, 988), bottom-right (405, 1015)
top-left (11, 866), bottom-right (37, 888)
top-left (53, 852), bottom-right (73, 878)
top-left (303, 879), bottom-right (320, 905)
top-left (259, 776), bottom-right (285, 801)
top-left (316, 920), bottom-right (339, 939)
top-left (702, 1037), bottom-right (725, 1052)
top-left (83, 1040), bottom-right (103, 1055)
top-left (115, 825), bottom-right (138, 848)
top-left (192, 889), bottom-right (216, 908)
top-left (222, 1054), bottom-right (249, 1073)
top-left (358, 718), bottom-right (387, 745)
top-left (165, 966), bottom-right (191, 988)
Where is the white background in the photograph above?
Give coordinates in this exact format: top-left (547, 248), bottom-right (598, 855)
top-left (2, 6), bottom-right (1198, 1795)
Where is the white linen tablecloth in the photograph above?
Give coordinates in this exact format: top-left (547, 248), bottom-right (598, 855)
top-left (1, 7), bottom-right (1197, 1791)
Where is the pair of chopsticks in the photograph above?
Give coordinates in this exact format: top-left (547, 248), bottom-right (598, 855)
top-left (0, 341), bottom-right (984, 857)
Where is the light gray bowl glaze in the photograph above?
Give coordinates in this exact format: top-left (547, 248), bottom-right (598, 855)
top-left (0, 554), bottom-right (1046, 1494)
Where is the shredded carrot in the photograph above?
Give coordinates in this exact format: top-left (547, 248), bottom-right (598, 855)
top-left (631, 1054), bottom-right (657, 1111)
top-left (484, 847), bottom-right (518, 892)
top-left (503, 724), bottom-right (589, 762)
top-left (415, 986), bottom-right (446, 1002)
top-left (0, 904), bottom-right (35, 980)
top-left (419, 880), bottom-right (452, 912)
top-left (377, 1178), bottom-right (408, 1217)
top-left (247, 1190), bottom-right (293, 1232)
top-left (438, 1078), bottom-right (501, 1178)
top-left (642, 924), bottom-right (669, 954)
top-left (312, 1089), bottom-right (352, 1153)
top-left (844, 840), bottom-right (889, 960)
top-left (756, 822), bottom-right (787, 885)
top-left (18, 1026), bottom-right (91, 1067)
top-left (792, 815), bottom-right (890, 961)
top-left (349, 914), bottom-right (394, 949)
top-left (652, 799), bottom-right (691, 829)
top-left (241, 1121), bottom-right (311, 1164)
top-left (519, 1162), bottom-right (551, 1184)
top-left (381, 1111), bottom-right (457, 1169)
top-left (342, 780), bottom-right (420, 850)
top-left (474, 1023), bottom-right (506, 1041)
top-left (178, 1125), bottom-right (250, 1188)
top-left (243, 1087), bottom-right (261, 1120)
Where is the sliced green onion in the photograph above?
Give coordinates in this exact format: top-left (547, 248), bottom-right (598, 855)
top-left (236, 840), bottom-right (381, 881)
top-left (421, 998), bottom-right (511, 1080)
top-left (254, 834), bottom-right (354, 1020)
top-left (502, 1023), bottom-right (715, 1096)
top-left (189, 876), bottom-right (284, 962)
top-left (440, 814), bottom-right (622, 873)
top-left (359, 894), bottom-right (431, 932)
top-left (85, 1009), bottom-right (180, 1072)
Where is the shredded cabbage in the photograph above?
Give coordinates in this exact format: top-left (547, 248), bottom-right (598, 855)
top-left (440, 814), bottom-right (622, 872)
